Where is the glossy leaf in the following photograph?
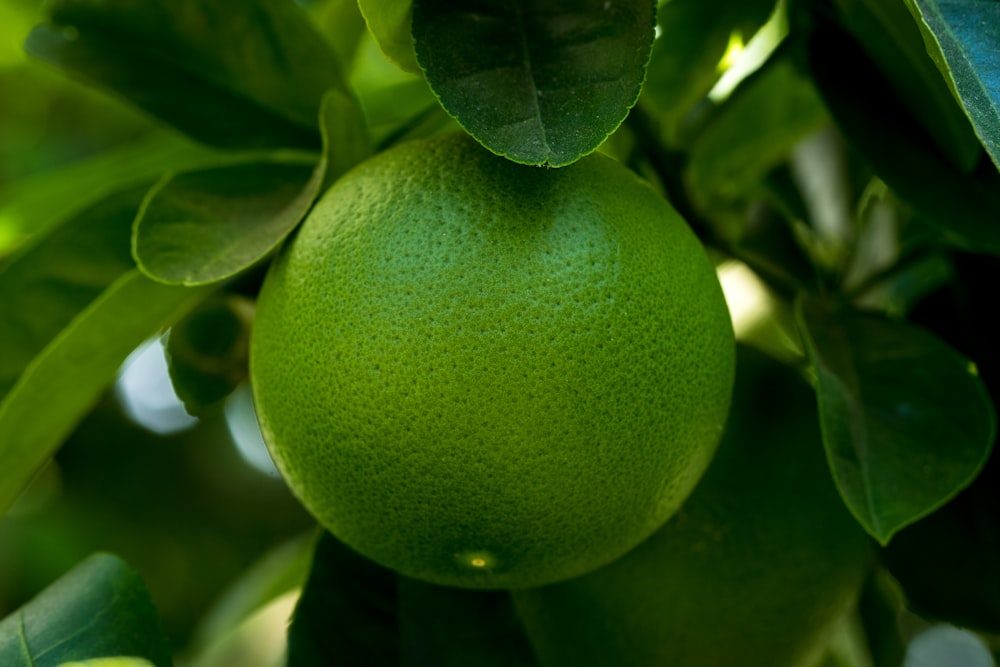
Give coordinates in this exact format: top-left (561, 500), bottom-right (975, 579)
top-left (807, 21), bottom-right (1000, 255)
top-left (0, 188), bottom-right (145, 401)
top-left (797, 298), bottom-right (996, 544)
top-left (398, 578), bottom-right (537, 667)
top-left (904, 0), bottom-right (1000, 171)
top-left (411, 0), bottom-right (656, 166)
top-left (0, 272), bottom-right (209, 515)
top-left (358, 0), bottom-right (420, 73)
top-left (834, 0), bottom-right (982, 172)
top-left (642, 0), bottom-right (776, 138)
top-left (25, 0), bottom-right (346, 150)
top-left (165, 295), bottom-right (254, 414)
top-left (287, 532), bottom-right (399, 667)
top-left (0, 553), bottom-right (172, 667)
top-left (132, 160), bottom-right (322, 286)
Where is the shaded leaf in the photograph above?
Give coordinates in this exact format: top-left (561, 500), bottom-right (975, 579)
top-left (25, 0), bottom-right (346, 150)
top-left (642, 0), bottom-right (776, 140)
top-left (807, 20), bottom-right (1000, 255)
top-left (287, 532), bottom-right (399, 667)
top-left (884, 453), bottom-right (1000, 634)
top-left (834, 0), bottom-right (982, 172)
top-left (857, 572), bottom-right (907, 667)
top-left (165, 295), bottom-right (254, 414)
top-left (0, 553), bottom-right (172, 667)
top-left (0, 133), bottom-right (221, 249)
top-left (412, 0), bottom-right (656, 166)
top-left (0, 272), bottom-right (209, 515)
top-left (398, 578), bottom-right (537, 667)
top-left (0, 188), bottom-right (145, 401)
top-left (57, 659), bottom-right (155, 667)
top-left (132, 159), bottom-right (322, 286)
top-left (904, 0), bottom-right (1000, 172)
top-left (358, 0), bottom-right (420, 73)
top-left (687, 55), bottom-right (829, 205)
top-left (319, 88), bottom-right (374, 191)
top-left (796, 298), bottom-right (996, 544)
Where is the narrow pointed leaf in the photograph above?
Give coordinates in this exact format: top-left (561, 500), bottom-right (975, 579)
top-left (132, 159), bottom-right (322, 286)
top-left (0, 272), bottom-right (209, 515)
top-left (0, 553), bottom-right (172, 667)
top-left (797, 298), bottom-right (996, 544)
top-left (25, 0), bottom-right (347, 150)
top-left (412, 0), bottom-right (656, 166)
top-left (0, 188), bottom-right (146, 401)
top-left (807, 21), bottom-right (1000, 255)
top-left (904, 0), bottom-right (1000, 172)
top-left (358, 0), bottom-right (420, 73)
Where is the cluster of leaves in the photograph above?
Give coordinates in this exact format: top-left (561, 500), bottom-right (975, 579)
top-left (0, 0), bottom-right (998, 664)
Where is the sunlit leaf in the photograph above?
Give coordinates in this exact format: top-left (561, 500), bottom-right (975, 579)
top-left (358, 0), bottom-right (420, 73)
top-left (25, 0), bottom-right (347, 150)
top-left (132, 159), bottom-right (322, 286)
top-left (904, 0), bottom-right (1000, 172)
top-left (642, 0), bottom-right (776, 141)
top-left (807, 21), bottom-right (1000, 255)
top-left (0, 553), bottom-right (172, 667)
top-left (797, 298), bottom-right (996, 544)
top-left (412, 0), bottom-right (656, 166)
top-left (0, 272), bottom-right (209, 515)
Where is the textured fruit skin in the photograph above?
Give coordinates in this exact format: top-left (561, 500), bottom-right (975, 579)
top-left (512, 348), bottom-right (873, 666)
top-left (250, 133), bottom-right (735, 589)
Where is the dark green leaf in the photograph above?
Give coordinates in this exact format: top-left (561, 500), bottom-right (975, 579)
top-left (0, 272), bottom-right (209, 515)
top-left (25, 0), bottom-right (346, 150)
top-left (642, 0), bottom-right (776, 140)
top-left (858, 572), bottom-right (907, 667)
top-left (686, 55), bottom-right (828, 206)
top-left (287, 532), bottom-right (399, 667)
top-left (358, 0), bottom-right (420, 73)
top-left (0, 188), bottom-right (145, 401)
top-left (165, 295), bottom-right (254, 414)
top-left (806, 20), bottom-right (1000, 255)
top-left (0, 553), bottom-right (172, 667)
top-left (834, 0), bottom-right (982, 173)
top-left (904, 0), bottom-right (1000, 172)
top-left (797, 298), bottom-right (996, 544)
top-left (412, 0), bottom-right (656, 166)
top-left (884, 455), bottom-right (1000, 634)
top-left (398, 578), bottom-right (537, 667)
top-left (319, 88), bottom-right (374, 191)
top-left (308, 0), bottom-right (368, 71)
top-left (132, 160), bottom-right (322, 286)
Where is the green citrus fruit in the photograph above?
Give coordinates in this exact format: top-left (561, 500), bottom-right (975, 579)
top-left (249, 133), bottom-right (735, 589)
top-left (512, 347), bottom-right (873, 666)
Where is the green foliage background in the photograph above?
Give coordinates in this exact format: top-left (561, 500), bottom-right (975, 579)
top-left (0, 0), bottom-right (999, 664)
